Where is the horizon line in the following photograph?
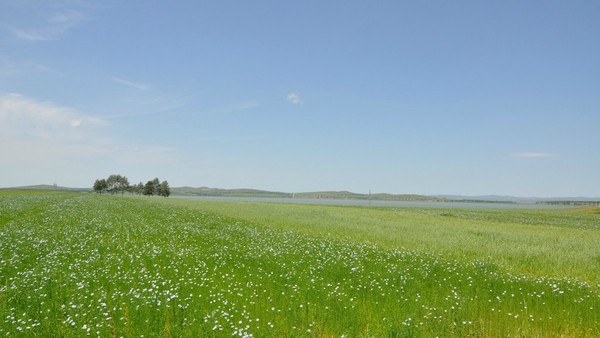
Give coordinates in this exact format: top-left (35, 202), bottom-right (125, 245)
top-left (2, 184), bottom-right (599, 201)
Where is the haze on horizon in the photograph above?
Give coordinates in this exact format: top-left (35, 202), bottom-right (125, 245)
top-left (1, 1), bottom-right (599, 198)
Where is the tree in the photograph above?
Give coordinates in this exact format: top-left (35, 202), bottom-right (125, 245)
top-left (158, 180), bottom-right (170, 197)
top-left (143, 180), bottom-right (156, 196)
top-left (106, 174), bottom-right (130, 194)
top-left (152, 178), bottom-right (160, 195)
top-left (132, 182), bottom-right (144, 195)
top-left (93, 179), bottom-right (107, 193)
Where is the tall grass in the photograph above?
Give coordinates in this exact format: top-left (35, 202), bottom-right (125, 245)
top-left (0, 192), bottom-right (598, 336)
top-left (157, 198), bottom-right (600, 284)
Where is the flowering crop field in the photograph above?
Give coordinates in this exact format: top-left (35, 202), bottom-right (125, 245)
top-left (1, 192), bottom-right (598, 337)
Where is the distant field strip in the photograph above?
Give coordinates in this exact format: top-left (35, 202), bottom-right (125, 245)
top-left (1, 192), bottom-right (598, 337)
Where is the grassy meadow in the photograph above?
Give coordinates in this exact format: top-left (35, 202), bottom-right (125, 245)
top-left (1, 191), bottom-right (599, 337)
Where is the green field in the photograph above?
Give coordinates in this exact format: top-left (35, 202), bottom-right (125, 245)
top-left (1, 191), bottom-right (599, 337)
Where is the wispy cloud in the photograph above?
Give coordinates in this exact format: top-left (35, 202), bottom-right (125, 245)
top-left (9, 9), bottom-right (87, 41)
top-left (0, 93), bottom-right (181, 183)
top-left (287, 92), bottom-right (302, 105)
top-left (193, 100), bottom-right (259, 116)
top-left (10, 29), bottom-right (49, 42)
top-left (102, 99), bottom-right (258, 120)
top-left (227, 100), bottom-right (259, 111)
top-left (111, 77), bottom-right (150, 91)
top-left (0, 56), bottom-right (51, 75)
top-left (0, 93), bottom-right (110, 168)
top-left (0, 93), bottom-right (106, 136)
top-left (511, 152), bottom-right (558, 158)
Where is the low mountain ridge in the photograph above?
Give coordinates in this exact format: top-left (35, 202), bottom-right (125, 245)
top-left (171, 187), bottom-right (443, 201)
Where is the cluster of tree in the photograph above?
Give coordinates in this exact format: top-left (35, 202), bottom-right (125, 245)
top-left (93, 174), bottom-right (130, 195)
top-left (139, 177), bottom-right (170, 197)
top-left (93, 175), bottom-right (170, 197)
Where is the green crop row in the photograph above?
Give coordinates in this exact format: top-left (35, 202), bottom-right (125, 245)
top-left (156, 197), bottom-right (600, 284)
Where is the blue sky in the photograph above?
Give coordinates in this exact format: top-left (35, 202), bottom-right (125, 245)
top-left (1, 1), bottom-right (599, 197)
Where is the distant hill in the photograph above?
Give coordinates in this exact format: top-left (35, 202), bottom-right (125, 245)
top-left (293, 191), bottom-right (445, 201)
top-left (2, 184), bottom-right (92, 193)
top-left (4, 185), bottom-right (597, 205)
top-left (171, 186), bottom-right (292, 198)
top-left (435, 194), bottom-right (600, 204)
top-left (3, 185), bottom-right (439, 201)
top-left (171, 187), bottom-right (444, 201)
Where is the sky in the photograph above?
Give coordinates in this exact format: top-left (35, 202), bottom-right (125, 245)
top-left (1, 1), bottom-right (599, 197)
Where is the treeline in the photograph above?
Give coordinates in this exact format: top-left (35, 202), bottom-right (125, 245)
top-left (93, 175), bottom-right (170, 197)
top-left (538, 201), bottom-right (600, 206)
